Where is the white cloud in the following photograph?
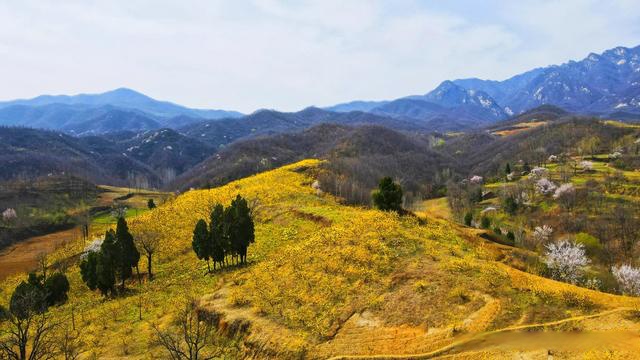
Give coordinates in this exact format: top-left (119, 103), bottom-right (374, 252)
top-left (0, 0), bottom-right (638, 112)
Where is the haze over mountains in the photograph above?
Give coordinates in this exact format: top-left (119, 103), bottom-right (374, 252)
top-left (0, 88), bottom-right (242, 135)
top-left (0, 45), bottom-right (639, 136)
top-left (329, 45), bottom-right (640, 128)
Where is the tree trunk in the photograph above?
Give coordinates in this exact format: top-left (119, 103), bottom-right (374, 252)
top-left (206, 260), bottom-right (211, 273)
top-left (147, 254), bottom-right (153, 280)
top-left (136, 265), bottom-right (141, 285)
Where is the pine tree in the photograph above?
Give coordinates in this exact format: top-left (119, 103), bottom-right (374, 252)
top-left (372, 177), bottom-right (403, 212)
top-left (505, 163), bottom-right (511, 175)
top-left (80, 251), bottom-right (99, 290)
top-left (192, 219), bottom-right (211, 272)
top-left (96, 230), bottom-right (117, 297)
top-left (209, 204), bottom-right (225, 270)
top-left (223, 206), bottom-right (238, 265)
top-left (115, 217), bottom-right (140, 289)
top-left (147, 199), bottom-right (156, 209)
top-left (232, 195), bottom-right (254, 264)
top-left (44, 272), bottom-right (70, 305)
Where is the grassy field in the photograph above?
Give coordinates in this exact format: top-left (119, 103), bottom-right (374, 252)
top-left (2, 160), bottom-right (640, 358)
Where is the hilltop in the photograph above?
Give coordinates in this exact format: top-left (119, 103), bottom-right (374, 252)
top-left (3, 160), bottom-right (640, 358)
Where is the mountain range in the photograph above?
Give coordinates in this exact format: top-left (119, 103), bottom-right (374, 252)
top-left (0, 88), bottom-right (242, 135)
top-left (0, 45), bottom-right (639, 135)
top-left (328, 45), bottom-right (640, 128)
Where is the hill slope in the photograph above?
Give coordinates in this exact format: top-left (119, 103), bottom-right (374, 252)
top-left (173, 124), bottom-right (455, 203)
top-left (2, 160), bottom-right (640, 358)
top-left (0, 127), bottom-right (215, 186)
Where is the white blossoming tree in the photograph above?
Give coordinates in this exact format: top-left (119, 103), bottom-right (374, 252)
top-left (580, 160), bottom-right (594, 171)
top-left (554, 183), bottom-right (577, 210)
top-left (469, 175), bottom-right (483, 185)
top-left (535, 178), bottom-right (557, 196)
top-left (544, 240), bottom-right (590, 284)
top-left (529, 167), bottom-right (549, 180)
top-left (2, 208), bottom-right (17, 222)
top-left (533, 225), bottom-right (553, 244)
top-left (612, 265), bottom-right (640, 296)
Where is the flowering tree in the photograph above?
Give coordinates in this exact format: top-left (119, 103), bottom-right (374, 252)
top-left (469, 175), bottom-right (483, 185)
top-left (612, 265), bottom-right (640, 296)
top-left (544, 240), bottom-right (590, 284)
top-left (535, 178), bottom-right (557, 195)
top-left (2, 208), bottom-right (17, 222)
top-left (553, 183), bottom-right (576, 210)
top-left (529, 167), bottom-right (549, 180)
top-left (580, 161), bottom-right (594, 171)
top-left (533, 225), bottom-right (553, 244)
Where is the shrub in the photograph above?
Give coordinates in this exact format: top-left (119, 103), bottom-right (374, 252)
top-left (574, 233), bottom-right (602, 255)
top-left (480, 216), bottom-right (491, 229)
top-left (506, 231), bottom-right (515, 242)
top-left (463, 212), bottom-right (473, 227)
top-left (503, 196), bottom-right (518, 215)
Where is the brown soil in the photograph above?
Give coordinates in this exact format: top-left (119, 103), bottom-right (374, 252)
top-left (0, 227), bottom-right (81, 280)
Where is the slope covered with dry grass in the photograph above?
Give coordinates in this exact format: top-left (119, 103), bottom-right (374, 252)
top-left (2, 159), bottom-right (640, 359)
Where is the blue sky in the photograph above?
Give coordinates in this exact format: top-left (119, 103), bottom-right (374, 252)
top-left (0, 0), bottom-right (639, 112)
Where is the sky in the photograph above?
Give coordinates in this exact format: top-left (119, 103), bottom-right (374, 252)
top-left (1, 0), bottom-right (639, 113)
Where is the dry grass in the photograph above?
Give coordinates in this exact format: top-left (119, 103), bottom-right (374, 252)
top-left (2, 159), bottom-right (640, 359)
top-left (491, 121), bottom-right (547, 137)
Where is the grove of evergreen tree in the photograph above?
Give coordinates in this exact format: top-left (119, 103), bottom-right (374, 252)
top-left (192, 195), bottom-right (255, 272)
top-left (80, 217), bottom-right (140, 296)
top-left (9, 271), bottom-right (70, 319)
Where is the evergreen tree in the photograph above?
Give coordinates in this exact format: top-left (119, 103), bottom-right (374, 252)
top-left (464, 212), bottom-right (473, 227)
top-left (232, 195), bottom-right (255, 264)
top-left (192, 219), bottom-right (211, 272)
top-left (96, 230), bottom-right (117, 296)
top-left (372, 177), bottom-right (403, 212)
top-left (115, 217), bottom-right (140, 289)
top-left (10, 274), bottom-right (47, 319)
top-left (209, 204), bottom-right (225, 270)
top-left (223, 205), bottom-right (239, 265)
top-left (80, 251), bottom-right (99, 291)
top-left (147, 199), bottom-right (156, 209)
top-left (44, 272), bottom-right (70, 305)
top-left (505, 163), bottom-right (511, 175)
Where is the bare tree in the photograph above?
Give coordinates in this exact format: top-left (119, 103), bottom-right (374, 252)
top-left (151, 300), bottom-right (214, 360)
top-left (0, 288), bottom-right (57, 360)
top-left (55, 322), bottom-right (85, 360)
top-left (36, 252), bottom-right (48, 280)
top-left (134, 228), bottom-right (160, 280)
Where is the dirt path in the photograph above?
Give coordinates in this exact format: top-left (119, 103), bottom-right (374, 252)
top-left (327, 308), bottom-right (638, 360)
top-left (0, 227), bottom-right (81, 280)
